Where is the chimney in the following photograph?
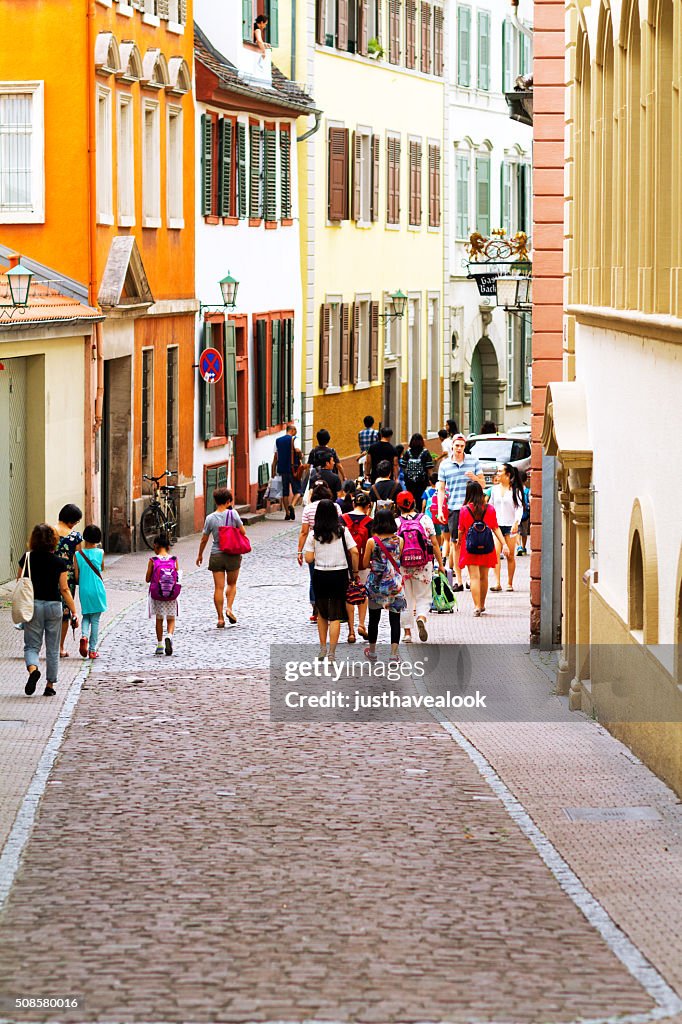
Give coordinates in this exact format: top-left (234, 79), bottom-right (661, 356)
top-left (7, 253), bottom-right (20, 269)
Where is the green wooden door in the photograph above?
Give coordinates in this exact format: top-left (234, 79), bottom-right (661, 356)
top-left (469, 344), bottom-right (483, 434)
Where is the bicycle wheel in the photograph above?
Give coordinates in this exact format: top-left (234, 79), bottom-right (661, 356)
top-left (165, 500), bottom-right (178, 545)
top-left (140, 504), bottom-right (165, 549)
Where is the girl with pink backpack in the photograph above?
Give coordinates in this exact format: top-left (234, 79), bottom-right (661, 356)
top-left (395, 491), bottom-right (445, 643)
top-left (145, 533), bottom-right (181, 655)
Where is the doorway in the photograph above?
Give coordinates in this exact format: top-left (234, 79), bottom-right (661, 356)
top-left (102, 356), bottom-right (132, 552)
top-left (0, 358), bottom-right (27, 582)
top-left (468, 337), bottom-right (500, 434)
top-left (383, 365), bottom-right (399, 436)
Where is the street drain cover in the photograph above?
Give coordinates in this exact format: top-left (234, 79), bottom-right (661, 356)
top-left (563, 806), bottom-right (661, 822)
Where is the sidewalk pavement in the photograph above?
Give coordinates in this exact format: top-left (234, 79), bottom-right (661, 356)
top-left (1, 512), bottom-right (681, 1022)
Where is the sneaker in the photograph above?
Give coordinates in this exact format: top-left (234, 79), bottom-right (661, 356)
top-left (89, 650), bottom-right (99, 660)
top-left (79, 636), bottom-right (89, 658)
top-left (25, 668), bottom-right (41, 696)
top-left (516, 546), bottom-right (525, 556)
top-left (155, 643), bottom-right (164, 656)
top-left (165, 636), bottom-right (173, 656)
top-left (43, 684), bottom-right (57, 697)
top-left (309, 613), bottom-right (318, 623)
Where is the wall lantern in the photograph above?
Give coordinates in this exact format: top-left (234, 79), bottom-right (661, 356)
top-left (495, 273), bottom-right (532, 311)
top-left (219, 271), bottom-right (239, 309)
top-left (379, 289), bottom-right (408, 321)
top-left (1, 255), bottom-right (34, 318)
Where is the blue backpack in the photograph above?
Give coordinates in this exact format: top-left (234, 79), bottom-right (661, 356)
top-left (465, 504), bottom-right (495, 555)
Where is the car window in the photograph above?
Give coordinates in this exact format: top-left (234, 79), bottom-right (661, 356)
top-left (465, 439), bottom-right (514, 462)
top-left (511, 440), bottom-right (531, 461)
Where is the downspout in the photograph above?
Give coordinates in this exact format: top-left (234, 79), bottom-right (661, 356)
top-left (510, 0), bottom-right (533, 41)
top-left (86, 0), bottom-right (104, 521)
top-left (290, 0), bottom-right (296, 82)
top-left (297, 110), bottom-right (321, 143)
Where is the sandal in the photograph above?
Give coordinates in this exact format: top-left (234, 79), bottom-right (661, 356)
top-left (364, 646), bottom-right (377, 662)
top-left (506, 586), bottom-right (514, 592)
top-left (490, 586), bottom-right (502, 593)
top-left (217, 620), bottom-right (226, 628)
top-left (357, 625), bottom-right (368, 639)
top-left (226, 610), bottom-right (237, 624)
top-left (59, 651), bottom-right (70, 658)
top-left (347, 633), bottom-right (357, 644)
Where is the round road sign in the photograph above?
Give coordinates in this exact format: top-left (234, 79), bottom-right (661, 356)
top-left (199, 347), bottom-right (223, 384)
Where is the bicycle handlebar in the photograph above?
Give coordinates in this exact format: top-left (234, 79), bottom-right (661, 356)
top-left (143, 470), bottom-right (177, 483)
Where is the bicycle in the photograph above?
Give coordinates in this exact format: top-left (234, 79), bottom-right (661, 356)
top-left (140, 471), bottom-right (186, 549)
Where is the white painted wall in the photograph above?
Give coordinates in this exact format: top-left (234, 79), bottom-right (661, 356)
top-left (446, 0), bottom-right (533, 430)
top-left (194, 101), bottom-right (304, 504)
top-left (577, 322), bottom-right (682, 643)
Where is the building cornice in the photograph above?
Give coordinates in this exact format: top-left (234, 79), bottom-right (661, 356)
top-left (568, 305), bottom-right (682, 346)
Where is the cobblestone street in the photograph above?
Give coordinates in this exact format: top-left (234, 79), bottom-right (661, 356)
top-left (1, 514), bottom-right (681, 1023)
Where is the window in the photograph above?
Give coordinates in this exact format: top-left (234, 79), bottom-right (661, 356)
top-left (455, 151), bottom-right (470, 238)
top-left (319, 300), bottom-right (344, 390)
top-left (457, 5), bottom-right (471, 86)
top-left (506, 312), bottom-right (531, 404)
top-left (167, 106), bottom-right (183, 227)
top-left (0, 84), bottom-right (45, 222)
top-left (629, 531), bottom-right (644, 632)
top-left (501, 161), bottom-right (513, 234)
top-left (477, 11), bottom-right (490, 90)
top-left (254, 313), bottom-right (295, 429)
top-left (475, 153), bottom-right (490, 234)
top-left (166, 346), bottom-right (179, 471)
top-left (249, 122), bottom-right (263, 220)
top-left (420, 2), bottom-right (432, 74)
top-left (117, 94), bottom-right (134, 226)
top-left (427, 295), bottom-right (440, 432)
top-left (96, 87), bottom-right (113, 224)
top-left (142, 100), bottom-right (161, 226)
top-left (433, 5), bottom-right (443, 75)
top-left (506, 315), bottom-right (516, 403)
top-left (408, 139), bottom-right (422, 226)
top-left (328, 125), bottom-right (349, 221)
top-left (353, 298), bottom-right (371, 384)
top-left (263, 123), bottom-right (277, 222)
top-left (280, 127), bottom-right (292, 220)
top-left (244, 1), bottom-right (279, 45)
top-left (501, 159), bottom-right (531, 235)
top-left (352, 128), bottom-right (375, 224)
top-left (388, 0), bottom-right (401, 64)
top-left (141, 349), bottom-right (154, 479)
top-left (168, 0), bottom-right (181, 24)
top-left (502, 20), bottom-right (530, 92)
top-left (199, 319), bottom-right (239, 442)
top-left (428, 143), bottom-right (440, 227)
top-left (386, 133), bottom-right (401, 224)
top-left (405, 0), bottom-right (417, 69)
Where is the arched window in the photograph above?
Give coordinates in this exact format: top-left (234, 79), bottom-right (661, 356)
top-left (629, 530), bottom-right (644, 632)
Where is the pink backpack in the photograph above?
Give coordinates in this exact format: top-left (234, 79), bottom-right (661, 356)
top-left (397, 514), bottom-right (430, 568)
top-left (149, 556), bottom-right (181, 601)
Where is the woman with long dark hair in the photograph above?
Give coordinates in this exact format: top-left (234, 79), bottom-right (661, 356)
top-left (457, 481), bottom-right (506, 616)
top-left (400, 432), bottom-right (434, 507)
top-left (303, 499), bottom-right (359, 659)
top-left (297, 480), bottom-right (337, 623)
top-left (17, 524), bottom-right (79, 696)
top-left (488, 462), bottom-right (524, 591)
top-left (362, 508), bottom-right (406, 662)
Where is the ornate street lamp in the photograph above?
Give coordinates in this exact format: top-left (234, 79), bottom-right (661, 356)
top-left (1, 257), bottom-right (34, 318)
top-left (219, 271), bottom-right (239, 309)
top-left (495, 261), bottom-right (532, 311)
top-left (379, 289), bottom-right (407, 321)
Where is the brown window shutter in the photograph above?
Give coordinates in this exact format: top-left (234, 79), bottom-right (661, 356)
top-left (433, 5), bottom-right (443, 75)
top-left (386, 137), bottom-right (393, 222)
top-left (406, 0), bottom-right (416, 69)
top-left (328, 127), bottom-right (349, 221)
top-left (337, 0), bottom-right (349, 50)
top-left (340, 303), bottom-right (351, 385)
top-left (395, 137), bottom-right (401, 219)
top-left (431, 144), bottom-right (440, 226)
top-left (352, 131), bottom-right (362, 221)
top-left (370, 301), bottom-right (379, 381)
top-left (358, 0), bottom-right (369, 55)
top-left (421, 3), bottom-right (432, 74)
top-left (351, 302), bottom-right (360, 384)
top-left (316, 0), bottom-right (326, 44)
top-left (414, 141), bottom-right (422, 225)
top-left (389, 0), bottom-right (401, 64)
top-left (409, 141), bottom-right (415, 224)
top-left (319, 304), bottom-right (331, 389)
top-left (371, 133), bottom-right (380, 221)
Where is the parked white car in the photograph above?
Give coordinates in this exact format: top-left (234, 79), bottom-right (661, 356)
top-left (464, 431), bottom-right (532, 486)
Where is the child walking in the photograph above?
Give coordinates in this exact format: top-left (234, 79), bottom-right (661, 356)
top-left (146, 534), bottom-right (181, 655)
top-left (74, 525), bottom-right (107, 659)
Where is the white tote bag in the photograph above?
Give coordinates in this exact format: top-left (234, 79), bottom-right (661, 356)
top-left (12, 552), bottom-right (34, 624)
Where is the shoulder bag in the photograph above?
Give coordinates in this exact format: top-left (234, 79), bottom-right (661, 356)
top-left (12, 553), bottom-right (34, 624)
top-left (78, 550), bottom-right (103, 580)
top-left (340, 530), bottom-right (366, 605)
top-left (218, 509), bottom-right (252, 555)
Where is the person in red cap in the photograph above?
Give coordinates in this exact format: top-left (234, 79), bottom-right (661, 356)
top-left (395, 490), bottom-right (445, 642)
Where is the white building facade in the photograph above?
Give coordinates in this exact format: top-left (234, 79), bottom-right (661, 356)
top-left (192, 5), bottom-right (316, 521)
top-left (445, 0), bottom-right (533, 434)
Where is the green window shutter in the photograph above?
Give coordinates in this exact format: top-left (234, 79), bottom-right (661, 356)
top-left (267, 0), bottom-right (279, 45)
top-left (264, 127), bottom-right (277, 221)
top-left (200, 114), bottom-right (214, 216)
top-left (501, 161), bottom-right (512, 234)
top-left (237, 122), bottom-right (247, 219)
top-left (242, 0), bottom-right (252, 41)
top-left (219, 118), bottom-right (233, 218)
top-left (284, 318), bottom-right (294, 421)
top-left (280, 130), bottom-right (292, 219)
top-left (502, 20), bottom-right (514, 92)
top-left (457, 6), bottom-right (470, 87)
top-left (477, 11), bottom-right (489, 90)
top-left (456, 153), bottom-right (469, 237)
top-left (217, 463), bottom-right (228, 489)
top-left (271, 318), bottom-right (282, 426)
top-left (205, 466), bottom-right (218, 513)
top-left (520, 31), bottom-right (531, 77)
top-left (224, 322), bottom-right (239, 436)
top-left (249, 125), bottom-right (263, 218)
top-left (475, 155), bottom-right (490, 235)
top-left (200, 321), bottom-right (213, 440)
top-left (256, 318), bottom-right (268, 430)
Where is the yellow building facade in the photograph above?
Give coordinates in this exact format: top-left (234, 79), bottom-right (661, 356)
top-left (543, 0), bottom-right (682, 793)
top-left (274, 0), bottom-right (445, 458)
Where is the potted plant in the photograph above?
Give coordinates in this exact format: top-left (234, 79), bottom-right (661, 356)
top-left (368, 37), bottom-right (384, 59)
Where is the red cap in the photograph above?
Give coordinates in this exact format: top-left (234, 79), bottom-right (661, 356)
top-left (396, 491), bottom-right (415, 510)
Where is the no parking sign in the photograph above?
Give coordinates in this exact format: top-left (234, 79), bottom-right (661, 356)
top-left (199, 347), bottom-right (223, 384)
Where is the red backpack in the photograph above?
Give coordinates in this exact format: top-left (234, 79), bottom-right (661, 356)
top-left (341, 513), bottom-right (372, 562)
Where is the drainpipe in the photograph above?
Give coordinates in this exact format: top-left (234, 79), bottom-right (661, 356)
top-left (510, 0), bottom-right (533, 41)
top-left (297, 110), bottom-right (322, 143)
top-left (290, 0), bottom-right (296, 82)
top-left (86, 0), bottom-right (104, 522)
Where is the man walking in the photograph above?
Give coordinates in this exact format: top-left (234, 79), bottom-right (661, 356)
top-left (307, 428), bottom-right (345, 482)
top-left (436, 434), bottom-right (484, 590)
top-left (366, 427), bottom-right (399, 483)
top-left (358, 415), bottom-right (380, 455)
top-left (273, 424), bottom-right (298, 521)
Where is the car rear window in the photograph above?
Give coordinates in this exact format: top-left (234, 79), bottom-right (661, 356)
top-left (465, 439), bottom-right (514, 462)
top-left (511, 440), bottom-right (531, 461)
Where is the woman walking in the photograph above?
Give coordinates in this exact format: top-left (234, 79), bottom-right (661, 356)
top-left (18, 524), bottom-right (79, 696)
top-left (400, 433), bottom-right (434, 509)
top-left (196, 488), bottom-right (247, 627)
top-left (488, 463), bottom-right (524, 592)
top-left (395, 491), bottom-right (445, 643)
top-left (55, 504), bottom-right (83, 657)
top-left (303, 499), bottom-right (359, 660)
top-left (297, 480), bottom-right (338, 623)
top-left (341, 491), bottom-right (373, 642)
top-left (457, 481), bottom-right (506, 616)
top-left (362, 508), bottom-right (406, 663)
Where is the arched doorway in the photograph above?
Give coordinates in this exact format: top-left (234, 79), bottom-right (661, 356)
top-left (468, 337), bottom-right (500, 434)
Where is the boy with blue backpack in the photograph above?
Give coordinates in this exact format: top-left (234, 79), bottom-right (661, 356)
top-left (145, 533), bottom-right (181, 655)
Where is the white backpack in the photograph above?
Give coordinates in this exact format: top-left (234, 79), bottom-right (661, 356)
top-left (12, 552), bottom-right (34, 624)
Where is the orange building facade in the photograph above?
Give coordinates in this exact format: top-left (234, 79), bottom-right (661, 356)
top-left (0, 0), bottom-right (196, 551)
